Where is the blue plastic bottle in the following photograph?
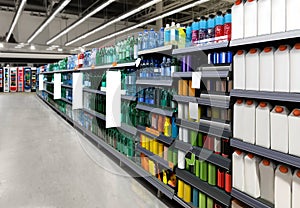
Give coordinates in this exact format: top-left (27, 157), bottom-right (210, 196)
top-left (199, 16), bottom-right (208, 41)
top-left (164, 24), bottom-right (171, 46)
top-left (171, 116), bottom-right (179, 139)
top-left (207, 15), bottom-right (216, 39)
top-left (224, 9), bottom-right (232, 40)
top-left (142, 30), bottom-right (149, 50)
top-left (186, 25), bottom-right (192, 47)
top-left (159, 27), bottom-right (164, 47)
top-left (192, 20), bottom-right (199, 45)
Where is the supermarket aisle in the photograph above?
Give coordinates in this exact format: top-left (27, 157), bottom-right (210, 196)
top-left (0, 93), bottom-right (170, 208)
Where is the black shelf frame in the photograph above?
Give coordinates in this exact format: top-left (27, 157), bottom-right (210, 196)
top-left (44, 89), bottom-right (54, 96)
top-left (61, 97), bottom-right (72, 105)
top-left (82, 108), bottom-right (106, 121)
top-left (231, 138), bottom-right (300, 169)
top-left (136, 104), bottom-right (174, 117)
top-left (176, 168), bottom-right (231, 207)
top-left (230, 89), bottom-right (300, 103)
top-left (118, 123), bottom-right (137, 135)
top-left (61, 84), bottom-right (72, 89)
top-left (83, 88), bottom-right (106, 95)
top-left (231, 188), bottom-right (274, 208)
top-left (136, 125), bottom-right (174, 146)
top-left (175, 118), bottom-right (232, 139)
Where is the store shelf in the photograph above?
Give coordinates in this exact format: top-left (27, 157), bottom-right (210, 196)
top-left (82, 108), bottom-right (106, 121)
top-left (42, 69), bottom-right (77, 74)
top-left (172, 70), bottom-right (231, 78)
top-left (61, 97), bottom-right (72, 105)
top-left (45, 81), bottom-right (54, 85)
top-left (136, 104), bottom-right (174, 117)
top-left (176, 168), bottom-right (231, 207)
top-left (121, 95), bottom-right (136, 101)
top-left (174, 140), bottom-right (192, 153)
top-left (230, 29), bottom-right (300, 47)
top-left (137, 125), bottom-right (173, 146)
top-left (83, 88), bottom-right (106, 95)
top-left (118, 123), bottom-right (137, 135)
top-left (61, 84), bottom-right (72, 89)
top-left (173, 94), bottom-right (230, 109)
top-left (136, 79), bottom-right (173, 87)
top-left (231, 138), bottom-right (300, 169)
top-left (231, 188), bottom-right (274, 208)
top-left (175, 119), bottom-right (232, 139)
top-left (173, 195), bottom-right (197, 208)
top-left (191, 146), bottom-right (231, 170)
top-left (230, 89), bottom-right (300, 103)
top-left (172, 41), bottom-right (229, 55)
top-left (172, 72), bottom-right (193, 78)
top-left (138, 45), bottom-right (174, 55)
top-left (136, 145), bottom-right (172, 170)
top-left (44, 89), bottom-right (54, 96)
top-left (73, 121), bottom-right (175, 199)
top-left (80, 62), bottom-right (136, 71)
top-left (200, 64), bottom-right (232, 72)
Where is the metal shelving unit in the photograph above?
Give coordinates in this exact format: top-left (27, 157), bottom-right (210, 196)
top-left (41, 69), bottom-right (78, 74)
top-left (44, 89), bottom-right (54, 96)
top-left (136, 104), bottom-right (174, 117)
top-left (231, 188), bottom-right (274, 208)
top-left (82, 108), bottom-right (106, 121)
top-left (172, 70), bottom-right (231, 78)
top-left (136, 79), bottom-right (173, 87)
top-left (231, 138), bottom-right (300, 169)
top-left (176, 168), bottom-right (231, 207)
top-left (61, 84), bottom-right (72, 89)
top-left (137, 126), bottom-right (173, 146)
top-left (172, 41), bottom-right (229, 55)
top-left (45, 81), bottom-right (54, 85)
top-left (121, 95), bottom-right (136, 101)
top-left (61, 97), bottom-right (72, 105)
top-left (176, 118), bottom-right (232, 139)
top-left (138, 45), bottom-right (174, 55)
top-left (173, 195), bottom-right (197, 208)
top-left (118, 123), bottom-right (137, 135)
top-left (83, 88), bottom-right (106, 95)
top-left (80, 62), bottom-right (136, 71)
top-left (230, 89), bottom-right (300, 103)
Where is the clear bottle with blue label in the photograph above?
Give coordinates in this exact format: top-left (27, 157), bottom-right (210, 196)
top-left (164, 24), bottom-right (171, 46)
top-left (186, 25), bottom-right (192, 47)
top-left (199, 16), bottom-right (208, 41)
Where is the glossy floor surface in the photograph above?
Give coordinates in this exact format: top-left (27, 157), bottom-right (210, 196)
top-left (0, 93), bottom-right (174, 208)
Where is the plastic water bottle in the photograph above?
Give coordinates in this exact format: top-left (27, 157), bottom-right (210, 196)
top-left (159, 27), bottom-right (164, 47)
top-left (164, 24), bottom-right (171, 46)
top-left (165, 58), bottom-right (171, 77)
top-left (142, 30), bottom-right (149, 50)
top-left (149, 28), bottom-right (155, 49)
top-left (138, 32), bottom-right (143, 51)
top-left (161, 57), bottom-right (166, 78)
top-left (186, 25), bottom-right (192, 47)
top-left (170, 22), bottom-right (177, 45)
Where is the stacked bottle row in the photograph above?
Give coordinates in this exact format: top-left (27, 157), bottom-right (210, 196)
top-left (207, 51), bottom-right (233, 65)
top-left (61, 87), bottom-right (72, 102)
top-left (139, 57), bottom-right (180, 79)
top-left (121, 69), bottom-right (136, 96)
top-left (234, 100), bottom-right (300, 157)
top-left (83, 71), bottom-right (106, 89)
top-left (234, 44), bottom-right (300, 92)
top-left (188, 9), bottom-right (232, 46)
top-left (121, 101), bottom-right (138, 127)
top-left (233, 150), bottom-right (300, 208)
top-left (61, 73), bottom-right (72, 86)
top-left (83, 92), bottom-right (106, 115)
top-left (232, 0), bottom-right (300, 40)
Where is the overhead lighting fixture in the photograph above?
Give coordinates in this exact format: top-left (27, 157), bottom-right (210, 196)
top-left (65, 0), bottom-right (161, 46)
top-left (27, 0), bottom-right (71, 43)
top-left (82, 0), bottom-right (209, 47)
top-left (6, 0), bottom-right (27, 42)
top-left (57, 48), bottom-right (63, 52)
top-left (47, 0), bottom-right (116, 45)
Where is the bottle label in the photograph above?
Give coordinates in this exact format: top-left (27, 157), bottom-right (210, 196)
top-left (215, 25), bottom-right (224, 37)
top-left (199, 29), bottom-right (207, 40)
top-left (207, 28), bottom-right (215, 39)
top-left (224, 23), bottom-right (232, 40)
top-left (171, 29), bottom-right (176, 42)
top-left (192, 30), bottom-right (199, 44)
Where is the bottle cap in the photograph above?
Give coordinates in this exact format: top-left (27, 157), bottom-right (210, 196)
top-left (235, 0), bottom-right (242, 5)
top-left (295, 43), bottom-right (300, 50)
top-left (275, 106), bottom-right (284, 113)
top-left (293, 109), bottom-right (300, 116)
top-left (248, 153), bottom-right (254, 159)
top-left (235, 150), bottom-right (242, 155)
top-left (248, 0), bottom-right (254, 2)
top-left (227, 9), bottom-right (232, 14)
top-left (279, 45), bottom-right (288, 51)
top-left (297, 170), bottom-right (300, 178)
top-left (279, 165), bottom-right (288, 174)
top-left (236, 99), bottom-right (243, 104)
top-left (264, 47), bottom-right (273, 53)
top-left (246, 100), bottom-right (253, 105)
top-left (262, 159), bottom-right (270, 166)
top-left (250, 48), bottom-right (258, 54)
top-left (259, 102), bottom-right (267, 107)
top-left (237, 50), bottom-right (244, 55)
top-left (171, 22), bottom-right (176, 26)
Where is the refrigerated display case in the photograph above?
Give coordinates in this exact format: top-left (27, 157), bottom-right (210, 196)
top-left (10, 68), bottom-right (17, 92)
top-left (17, 67), bottom-right (24, 92)
top-left (0, 67), bottom-right (3, 92)
top-left (31, 67), bottom-right (37, 92)
top-left (24, 67), bottom-right (31, 93)
top-left (3, 67), bottom-right (10, 93)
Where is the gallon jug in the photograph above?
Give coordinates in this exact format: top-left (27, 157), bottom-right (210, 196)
top-left (233, 99), bottom-right (245, 140)
top-left (232, 0), bottom-right (244, 40)
top-left (244, 153), bottom-right (261, 198)
top-left (245, 48), bottom-right (260, 90)
top-left (260, 47), bottom-right (275, 91)
top-left (275, 165), bottom-right (292, 208)
top-left (272, 0), bottom-right (286, 33)
top-left (259, 159), bottom-right (275, 204)
top-left (290, 43), bottom-right (300, 93)
top-left (292, 170), bottom-right (300, 208)
top-left (244, 0), bottom-right (258, 38)
top-left (233, 150), bottom-right (245, 192)
top-left (271, 106), bottom-right (289, 153)
top-left (243, 100), bottom-right (257, 144)
top-left (286, 0), bottom-right (300, 31)
top-left (258, 0), bottom-right (272, 35)
top-left (274, 45), bottom-right (290, 92)
top-left (256, 102), bottom-right (272, 148)
top-left (289, 109), bottom-right (300, 157)
top-left (233, 50), bottom-right (246, 90)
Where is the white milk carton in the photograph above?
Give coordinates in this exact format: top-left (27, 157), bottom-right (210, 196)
top-left (274, 45), bottom-right (290, 92)
top-left (259, 159), bottom-right (275, 204)
top-left (244, 0), bottom-right (258, 37)
top-left (233, 100), bottom-right (245, 140)
top-left (246, 48), bottom-right (260, 90)
top-left (275, 165), bottom-right (292, 208)
top-left (292, 170), bottom-right (300, 208)
top-left (260, 47), bottom-right (275, 91)
top-left (232, 0), bottom-right (245, 40)
top-left (286, 0), bottom-right (300, 31)
top-left (288, 109), bottom-right (300, 157)
top-left (256, 102), bottom-right (272, 148)
top-left (272, 0), bottom-right (286, 33)
top-left (244, 154), bottom-right (261, 198)
top-left (243, 100), bottom-right (257, 144)
top-left (290, 44), bottom-right (300, 93)
top-left (234, 50), bottom-right (246, 90)
top-left (233, 150), bottom-right (245, 192)
top-left (258, 0), bottom-right (272, 35)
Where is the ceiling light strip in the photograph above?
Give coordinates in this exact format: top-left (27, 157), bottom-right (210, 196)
top-left (65, 0), bottom-right (162, 47)
top-left (47, 0), bottom-right (116, 45)
top-left (27, 0), bottom-right (71, 43)
top-left (6, 0), bottom-right (27, 42)
top-left (82, 0), bottom-right (210, 48)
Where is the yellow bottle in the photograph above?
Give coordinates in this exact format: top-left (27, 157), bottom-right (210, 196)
top-left (177, 23), bottom-right (186, 49)
top-left (164, 117), bottom-right (172, 137)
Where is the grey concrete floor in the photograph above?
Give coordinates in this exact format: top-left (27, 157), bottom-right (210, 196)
top-left (0, 93), bottom-right (173, 208)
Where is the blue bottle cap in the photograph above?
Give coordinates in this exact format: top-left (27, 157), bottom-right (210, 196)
top-left (207, 15), bottom-right (215, 28)
top-left (215, 11), bottom-right (224, 26)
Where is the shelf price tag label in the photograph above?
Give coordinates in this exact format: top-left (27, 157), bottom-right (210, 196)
top-left (192, 72), bottom-right (202, 89)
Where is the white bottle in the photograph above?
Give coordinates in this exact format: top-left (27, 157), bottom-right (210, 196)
top-left (274, 45), bottom-right (290, 92)
top-left (290, 44), bottom-right (300, 93)
top-left (260, 47), bottom-right (275, 91)
top-left (259, 159), bottom-right (275, 204)
top-left (272, 0), bottom-right (286, 33)
top-left (245, 48), bottom-right (260, 90)
top-left (243, 100), bottom-right (257, 144)
top-left (258, 0), bottom-right (272, 35)
top-left (271, 106), bottom-right (289, 153)
top-left (234, 50), bottom-right (246, 90)
top-left (275, 165), bottom-right (292, 208)
top-left (292, 170), bottom-right (300, 208)
top-left (289, 109), bottom-right (300, 157)
top-left (233, 150), bottom-right (245, 192)
top-left (256, 102), bottom-right (272, 148)
top-left (178, 150), bottom-right (185, 169)
top-left (286, 0), bottom-right (300, 31)
top-left (244, 154), bottom-right (261, 198)
top-left (244, 0), bottom-right (258, 37)
top-left (232, 0), bottom-right (244, 40)
top-left (170, 22), bottom-right (177, 45)
top-left (233, 100), bottom-right (245, 140)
